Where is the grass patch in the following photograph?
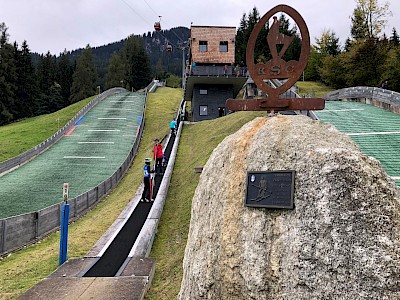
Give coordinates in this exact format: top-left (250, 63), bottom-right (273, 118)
top-left (0, 87), bottom-right (181, 299)
top-left (0, 87), bottom-right (266, 299)
top-left (0, 97), bottom-right (94, 163)
top-left (145, 110), bottom-right (266, 299)
top-left (296, 81), bottom-right (335, 98)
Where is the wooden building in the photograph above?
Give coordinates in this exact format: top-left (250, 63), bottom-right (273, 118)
top-left (184, 25), bottom-right (247, 121)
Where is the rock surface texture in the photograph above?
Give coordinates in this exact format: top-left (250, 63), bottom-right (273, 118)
top-left (179, 115), bottom-right (400, 300)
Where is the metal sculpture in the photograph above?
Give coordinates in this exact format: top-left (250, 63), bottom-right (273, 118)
top-left (226, 4), bottom-right (325, 112)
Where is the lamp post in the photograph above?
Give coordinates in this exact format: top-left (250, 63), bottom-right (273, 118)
top-left (178, 41), bottom-right (189, 90)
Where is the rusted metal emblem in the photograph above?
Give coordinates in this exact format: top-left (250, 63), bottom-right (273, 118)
top-left (226, 4), bottom-right (325, 112)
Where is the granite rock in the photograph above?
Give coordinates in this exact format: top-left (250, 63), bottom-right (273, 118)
top-left (179, 115), bottom-right (400, 300)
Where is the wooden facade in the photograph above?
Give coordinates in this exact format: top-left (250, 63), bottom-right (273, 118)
top-left (190, 26), bottom-right (236, 64)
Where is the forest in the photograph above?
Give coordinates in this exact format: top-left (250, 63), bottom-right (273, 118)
top-left (0, 0), bottom-right (399, 125)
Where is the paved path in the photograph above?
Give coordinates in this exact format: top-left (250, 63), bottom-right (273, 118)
top-left (315, 101), bottom-right (400, 186)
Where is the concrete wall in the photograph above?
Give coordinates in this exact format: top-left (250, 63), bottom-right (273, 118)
top-left (324, 86), bottom-right (400, 115)
top-left (190, 26), bottom-right (236, 64)
top-left (192, 84), bottom-right (233, 121)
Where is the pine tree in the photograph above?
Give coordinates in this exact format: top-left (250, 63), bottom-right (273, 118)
top-left (0, 23), bottom-right (17, 124)
top-left (70, 45), bottom-right (98, 103)
top-left (382, 47), bottom-right (400, 92)
top-left (105, 51), bottom-right (125, 89)
top-left (57, 50), bottom-right (74, 106)
top-left (390, 27), bottom-right (400, 46)
top-left (315, 30), bottom-right (341, 56)
top-left (235, 13), bottom-right (248, 64)
top-left (35, 52), bottom-right (60, 114)
top-left (346, 38), bottom-right (384, 87)
top-left (235, 7), bottom-right (270, 65)
top-left (14, 41), bottom-right (38, 119)
top-left (123, 36), bottom-right (151, 90)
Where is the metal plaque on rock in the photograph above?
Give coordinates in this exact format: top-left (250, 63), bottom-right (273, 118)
top-left (245, 171), bottom-right (295, 209)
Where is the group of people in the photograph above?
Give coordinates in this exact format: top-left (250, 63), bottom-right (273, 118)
top-left (140, 117), bottom-right (178, 202)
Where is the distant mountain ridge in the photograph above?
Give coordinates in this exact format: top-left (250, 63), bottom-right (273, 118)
top-left (32, 26), bottom-right (190, 87)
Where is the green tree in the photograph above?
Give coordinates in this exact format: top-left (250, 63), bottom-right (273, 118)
top-left (304, 46), bottom-right (323, 81)
top-left (105, 51), bottom-right (125, 89)
top-left (235, 13), bottom-right (248, 65)
top-left (346, 38), bottom-right (385, 87)
top-left (123, 35), bottom-right (151, 90)
top-left (57, 50), bottom-right (74, 106)
top-left (0, 23), bottom-right (17, 124)
top-left (154, 58), bottom-right (167, 80)
top-left (319, 53), bottom-right (348, 88)
top-left (14, 41), bottom-right (38, 118)
top-left (35, 52), bottom-right (60, 114)
top-left (382, 47), bottom-right (400, 91)
top-left (235, 7), bottom-right (269, 65)
top-left (165, 74), bottom-right (181, 88)
top-left (389, 27), bottom-right (400, 46)
top-left (315, 30), bottom-right (341, 56)
top-left (70, 45), bottom-right (98, 103)
top-left (305, 30), bottom-right (341, 82)
top-left (350, 0), bottom-right (391, 40)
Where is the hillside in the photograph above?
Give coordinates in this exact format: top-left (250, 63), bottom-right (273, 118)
top-left (31, 27), bottom-right (190, 87)
top-left (0, 87), bottom-right (266, 299)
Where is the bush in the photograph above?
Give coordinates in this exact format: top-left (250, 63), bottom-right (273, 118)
top-left (165, 74), bottom-right (182, 88)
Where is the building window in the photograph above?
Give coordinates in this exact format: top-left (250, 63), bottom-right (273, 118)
top-left (199, 89), bottom-right (208, 95)
top-left (199, 41), bottom-right (208, 52)
top-left (199, 105), bottom-right (208, 116)
top-left (219, 41), bottom-right (228, 52)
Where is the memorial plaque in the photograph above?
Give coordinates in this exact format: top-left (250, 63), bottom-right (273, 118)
top-left (245, 171), bottom-right (295, 209)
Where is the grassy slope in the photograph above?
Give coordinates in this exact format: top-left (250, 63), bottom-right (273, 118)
top-left (0, 97), bottom-right (94, 163)
top-left (296, 81), bottom-right (335, 98)
top-left (146, 110), bottom-right (266, 299)
top-left (0, 81), bottom-right (335, 299)
top-left (0, 87), bottom-right (181, 299)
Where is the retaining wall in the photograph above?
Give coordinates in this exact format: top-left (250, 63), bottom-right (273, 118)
top-left (324, 86), bottom-right (400, 115)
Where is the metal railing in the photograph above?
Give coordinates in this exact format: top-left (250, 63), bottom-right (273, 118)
top-left (0, 83), bottom-right (156, 256)
top-left (190, 65), bottom-right (248, 77)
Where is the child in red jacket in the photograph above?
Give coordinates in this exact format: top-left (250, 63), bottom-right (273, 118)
top-left (153, 138), bottom-right (163, 174)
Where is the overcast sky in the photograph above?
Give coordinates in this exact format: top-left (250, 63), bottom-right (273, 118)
top-left (1, 0), bottom-right (399, 55)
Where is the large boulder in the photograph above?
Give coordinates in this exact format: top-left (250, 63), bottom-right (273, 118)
top-left (179, 115), bottom-right (400, 300)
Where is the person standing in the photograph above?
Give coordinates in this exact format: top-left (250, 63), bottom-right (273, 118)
top-left (153, 138), bottom-right (164, 174)
top-left (170, 118), bottom-right (177, 135)
top-left (141, 158), bottom-right (154, 202)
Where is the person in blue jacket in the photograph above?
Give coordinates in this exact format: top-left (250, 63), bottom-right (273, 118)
top-left (170, 118), bottom-right (177, 135)
top-left (141, 158), bottom-right (154, 202)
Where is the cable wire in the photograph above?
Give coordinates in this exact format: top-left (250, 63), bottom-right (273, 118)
top-left (119, 0), bottom-right (186, 50)
top-left (141, 0), bottom-right (186, 43)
